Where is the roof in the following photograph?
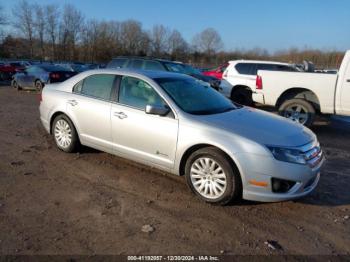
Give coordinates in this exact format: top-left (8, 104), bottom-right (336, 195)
top-left (228, 60), bottom-right (290, 65)
top-left (78, 68), bottom-right (189, 79)
top-left (111, 56), bottom-right (183, 64)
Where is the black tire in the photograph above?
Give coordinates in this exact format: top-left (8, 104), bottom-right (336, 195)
top-left (35, 80), bottom-right (43, 91)
top-left (185, 147), bottom-right (242, 205)
top-left (278, 98), bottom-right (315, 126)
top-left (12, 80), bottom-right (22, 91)
top-left (52, 114), bottom-right (80, 153)
top-left (231, 88), bottom-right (253, 106)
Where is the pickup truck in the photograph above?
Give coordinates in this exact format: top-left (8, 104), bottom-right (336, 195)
top-left (253, 50), bottom-right (350, 126)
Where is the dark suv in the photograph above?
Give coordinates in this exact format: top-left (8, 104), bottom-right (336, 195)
top-left (107, 57), bottom-right (221, 89)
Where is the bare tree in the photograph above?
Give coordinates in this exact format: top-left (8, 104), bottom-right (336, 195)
top-left (120, 20), bottom-right (149, 55)
top-left (45, 4), bottom-right (60, 60)
top-left (33, 4), bottom-right (45, 59)
top-left (60, 4), bottom-right (84, 60)
top-left (149, 24), bottom-right (170, 56)
top-left (168, 29), bottom-right (188, 59)
top-left (12, 0), bottom-right (35, 58)
top-left (193, 28), bottom-right (223, 55)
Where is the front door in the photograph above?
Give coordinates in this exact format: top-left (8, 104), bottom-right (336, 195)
top-left (111, 76), bottom-right (178, 169)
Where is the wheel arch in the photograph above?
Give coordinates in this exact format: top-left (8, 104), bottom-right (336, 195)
top-left (230, 85), bottom-right (252, 98)
top-left (49, 111), bottom-right (79, 137)
top-left (178, 143), bottom-right (242, 183)
top-left (276, 88), bottom-right (321, 112)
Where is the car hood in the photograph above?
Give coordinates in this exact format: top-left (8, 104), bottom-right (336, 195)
top-left (197, 107), bottom-right (315, 147)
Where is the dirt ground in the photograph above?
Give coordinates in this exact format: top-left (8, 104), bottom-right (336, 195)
top-left (0, 83), bottom-right (349, 256)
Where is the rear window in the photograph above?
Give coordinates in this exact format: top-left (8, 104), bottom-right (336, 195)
top-left (107, 58), bottom-right (128, 69)
top-left (235, 63), bottom-right (255, 75)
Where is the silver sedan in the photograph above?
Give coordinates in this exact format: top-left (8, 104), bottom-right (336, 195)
top-left (39, 69), bottom-right (324, 205)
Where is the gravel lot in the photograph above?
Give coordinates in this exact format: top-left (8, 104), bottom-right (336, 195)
top-left (0, 83), bottom-right (349, 255)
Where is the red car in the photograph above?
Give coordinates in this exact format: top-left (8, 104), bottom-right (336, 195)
top-left (0, 62), bottom-right (27, 81)
top-left (202, 63), bottom-right (229, 80)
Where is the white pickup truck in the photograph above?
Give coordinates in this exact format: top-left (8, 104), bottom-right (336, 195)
top-left (252, 50), bottom-right (350, 126)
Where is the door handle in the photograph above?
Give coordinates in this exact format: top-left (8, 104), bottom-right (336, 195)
top-left (347, 79), bottom-right (350, 83)
top-left (114, 111), bottom-right (128, 119)
top-left (67, 99), bottom-right (78, 106)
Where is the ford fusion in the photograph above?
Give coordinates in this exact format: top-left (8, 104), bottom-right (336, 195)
top-left (39, 69), bottom-right (324, 205)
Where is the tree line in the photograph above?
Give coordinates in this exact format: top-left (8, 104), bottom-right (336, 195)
top-left (0, 1), bottom-right (344, 68)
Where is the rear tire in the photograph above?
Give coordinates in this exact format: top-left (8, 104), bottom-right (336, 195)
top-left (185, 147), bottom-right (241, 205)
top-left (52, 115), bottom-right (80, 153)
top-left (231, 88), bottom-right (253, 106)
top-left (278, 98), bottom-right (315, 126)
top-left (12, 80), bottom-right (22, 91)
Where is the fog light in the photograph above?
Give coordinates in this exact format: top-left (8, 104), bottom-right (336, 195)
top-left (271, 178), bottom-right (296, 193)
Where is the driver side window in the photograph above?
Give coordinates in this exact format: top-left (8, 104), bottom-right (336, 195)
top-left (118, 76), bottom-right (165, 110)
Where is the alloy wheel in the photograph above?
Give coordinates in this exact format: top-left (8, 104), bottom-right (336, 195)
top-left (54, 119), bottom-right (72, 149)
top-left (190, 157), bottom-right (227, 199)
top-left (283, 104), bottom-right (309, 125)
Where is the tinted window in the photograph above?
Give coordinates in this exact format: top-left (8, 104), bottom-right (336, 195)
top-left (257, 64), bottom-right (276, 71)
top-left (129, 59), bottom-right (144, 69)
top-left (77, 74), bottom-right (115, 100)
top-left (143, 60), bottom-right (166, 71)
top-left (118, 76), bottom-right (164, 110)
top-left (155, 77), bottom-right (238, 115)
top-left (107, 58), bottom-right (127, 69)
top-left (235, 63), bottom-right (255, 75)
top-left (257, 64), bottom-right (297, 72)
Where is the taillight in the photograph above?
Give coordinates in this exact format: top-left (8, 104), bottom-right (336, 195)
top-left (50, 73), bottom-right (60, 79)
top-left (256, 75), bottom-right (263, 90)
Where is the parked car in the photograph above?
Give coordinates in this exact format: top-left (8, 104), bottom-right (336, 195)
top-left (107, 56), bottom-right (221, 90)
top-left (0, 63), bottom-right (18, 81)
top-left (253, 50), bottom-right (350, 126)
top-left (12, 64), bottom-right (77, 91)
top-left (57, 63), bottom-right (89, 73)
top-left (221, 60), bottom-right (298, 105)
top-left (202, 62), bottom-right (229, 79)
top-left (39, 69), bottom-right (324, 205)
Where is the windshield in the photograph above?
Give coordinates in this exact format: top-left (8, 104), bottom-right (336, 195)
top-left (155, 77), bottom-right (238, 115)
top-left (164, 62), bottom-right (201, 75)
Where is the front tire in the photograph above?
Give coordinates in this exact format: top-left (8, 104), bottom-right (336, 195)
top-left (278, 98), bottom-right (315, 126)
top-left (52, 115), bottom-right (80, 153)
top-left (185, 147), bottom-right (241, 205)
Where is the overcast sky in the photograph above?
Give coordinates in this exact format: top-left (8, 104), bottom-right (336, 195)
top-left (2, 0), bottom-right (350, 52)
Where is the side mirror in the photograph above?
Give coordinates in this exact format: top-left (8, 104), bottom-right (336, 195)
top-left (145, 104), bottom-right (170, 116)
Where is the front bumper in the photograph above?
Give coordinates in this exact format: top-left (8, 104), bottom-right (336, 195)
top-left (243, 172), bottom-right (321, 202)
top-left (237, 141), bottom-right (324, 202)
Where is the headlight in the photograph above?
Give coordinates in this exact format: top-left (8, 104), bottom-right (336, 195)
top-left (267, 146), bottom-right (306, 165)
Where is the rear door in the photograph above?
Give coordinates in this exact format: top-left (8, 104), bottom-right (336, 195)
top-left (111, 75), bottom-right (178, 169)
top-left (66, 74), bottom-right (117, 152)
